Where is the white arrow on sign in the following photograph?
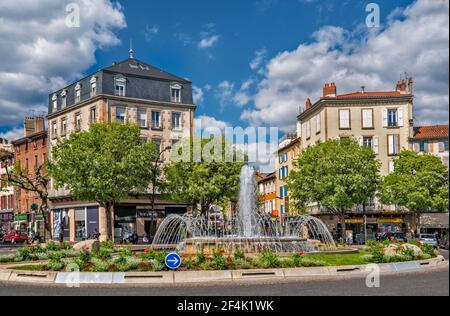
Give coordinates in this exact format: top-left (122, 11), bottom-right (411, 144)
top-left (167, 257), bottom-right (179, 265)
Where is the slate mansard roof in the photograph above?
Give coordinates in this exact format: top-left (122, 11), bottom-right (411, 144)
top-left (48, 58), bottom-right (194, 116)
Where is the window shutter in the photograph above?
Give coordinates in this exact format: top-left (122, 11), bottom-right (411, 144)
top-left (398, 108), bottom-right (404, 127)
top-left (358, 136), bottom-right (364, 146)
top-left (413, 143), bottom-right (420, 153)
top-left (383, 109), bottom-right (388, 127)
top-left (439, 142), bottom-right (445, 153)
top-left (373, 137), bottom-right (379, 154)
top-left (388, 135), bottom-right (394, 155)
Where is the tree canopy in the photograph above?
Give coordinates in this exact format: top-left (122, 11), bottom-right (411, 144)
top-left (48, 123), bottom-right (160, 238)
top-left (164, 137), bottom-right (245, 214)
top-left (379, 151), bottom-right (449, 230)
top-left (288, 138), bottom-right (381, 236)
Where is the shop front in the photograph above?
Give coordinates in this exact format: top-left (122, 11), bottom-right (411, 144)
top-left (342, 216), bottom-right (408, 244)
top-left (74, 207), bottom-right (100, 241)
top-left (53, 209), bottom-right (70, 241)
top-left (420, 212), bottom-right (449, 240)
top-left (114, 206), bottom-right (137, 241)
top-left (0, 210), bottom-right (13, 233)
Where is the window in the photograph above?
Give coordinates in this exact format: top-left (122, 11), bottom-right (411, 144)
top-left (116, 107), bottom-right (126, 123)
top-left (61, 118), bottom-right (67, 136)
top-left (153, 139), bottom-right (161, 153)
top-left (138, 108), bottom-right (147, 128)
top-left (61, 90), bottom-right (67, 108)
top-left (170, 84), bottom-right (182, 103)
top-left (52, 122), bottom-right (57, 139)
top-left (445, 141), bottom-right (449, 152)
top-left (90, 107), bottom-right (97, 123)
top-left (75, 113), bottom-right (81, 130)
top-left (305, 121), bottom-right (311, 139)
top-left (316, 114), bottom-right (321, 134)
top-left (75, 83), bottom-right (81, 103)
top-left (114, 77), bottom-right (126, 96)
top-left (152, 111), bottom-right (161, 129)
top-left (52, 94), bottom-right (57, 111)
top-left (34, 154), bottom-right (38, 170)
top-left (339, 109), bottom-right (351, 129)
top-left (279, 187), bottom-right (284, 199)
top-left (362, 109), bottom-right (374, 129)
top-left (388, 135), bottom-right (400, 155)
top-left (362, 136), bottom-right (374, 149)
top-left (388, 109), bottom-right (398, 127)
top-left (419, 141), bottom-right (428, 153)
top-left (172, 112), bottom-right (181, 130)
top-left (388, 160), bottom-right (395, 173)
top-left (90, 77), bottom-right (97, 97)
top-left (25, 142), bottom-right (28, 152)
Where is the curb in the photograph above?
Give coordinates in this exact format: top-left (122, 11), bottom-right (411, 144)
top-left (0, 256), bottom-right (446, 285)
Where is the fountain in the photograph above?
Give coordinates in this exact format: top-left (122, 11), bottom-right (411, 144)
top-left (152, 165), bottom-right (336, 254)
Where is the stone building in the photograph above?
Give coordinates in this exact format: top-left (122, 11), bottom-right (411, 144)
top-left (0, 138), bottom-right (15, 234)
top-left (47, 53), bottom-right (196, 242)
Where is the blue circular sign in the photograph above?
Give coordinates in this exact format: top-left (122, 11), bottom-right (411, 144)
top-left (165, 252), bottom-right (182, 270)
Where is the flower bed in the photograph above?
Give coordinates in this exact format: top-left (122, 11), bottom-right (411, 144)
top-left (0, 241), bottom-right (438, 273)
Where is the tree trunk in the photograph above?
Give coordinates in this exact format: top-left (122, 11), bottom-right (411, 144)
top-left (106, 203), bottom-right (113, 241)
top-left (339, 211), bottom-right (347, 244)
top-left (412, 210), bottom-right (421, 235)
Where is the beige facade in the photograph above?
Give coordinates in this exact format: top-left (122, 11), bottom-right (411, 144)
top-left (275, 136), bottom-right (301, 217)
top-left (298, 82), bottom-right (414, 176)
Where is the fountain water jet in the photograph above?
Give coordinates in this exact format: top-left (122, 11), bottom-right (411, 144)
top-left (152, 166), bottom-right (336, 254)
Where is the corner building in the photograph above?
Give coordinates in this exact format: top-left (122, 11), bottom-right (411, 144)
top-left (47, 55), bottom-right (196, 242)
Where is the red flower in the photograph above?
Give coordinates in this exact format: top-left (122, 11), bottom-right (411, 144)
top-left (144, 249), bottom-right (149, 253)
top-left (101, 256), bottom-right (105, 262)
top-left (289, 247), bottom-right (294, 251)
top-left (298, 252), bottom-right (305, 256)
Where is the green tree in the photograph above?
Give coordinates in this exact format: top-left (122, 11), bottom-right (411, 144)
top-left (0, 152), bottom-right (52, 239)
top-left (379, 151), bottom-right (449, 233)
top-left (288, 138), bottom-right (380, 240)
top-left (164, 137), bottom-right (244, 215)
top-left (48, 123), bottom-right (159, 240)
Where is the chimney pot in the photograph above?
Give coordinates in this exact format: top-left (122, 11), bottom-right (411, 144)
top-left (323, 82), bottom-right (337, 98)
top-left (306, 98), bottom-right (312, 110)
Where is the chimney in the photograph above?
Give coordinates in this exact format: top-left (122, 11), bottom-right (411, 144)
top-left (35, 116), bottom-right (45, 133)
top-left (408, 77), bottom-right (413, 94)
top-left (323, 82), bottom-right (337, 98)
top-left (306, 98), bottom-right (312, 110)
top-left (24, 117), bottom-right (35, 137)
top-left (24, 116), bottom-right (45, 137)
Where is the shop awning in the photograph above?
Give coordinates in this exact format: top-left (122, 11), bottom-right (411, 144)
top-left (420, 213), bottom-right (449, 229)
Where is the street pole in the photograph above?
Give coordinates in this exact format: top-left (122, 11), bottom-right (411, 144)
top-left (151, 146), bottom-right (171, 241)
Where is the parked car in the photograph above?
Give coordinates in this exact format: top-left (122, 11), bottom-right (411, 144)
top-left (379, 232), bottom-right (408, 243)
top-left (416, 234), bottom-right (439, 248)
top-left (0, 231), bottom-right (4, 242)
top-left (2, 231), bottom-right (29, 244)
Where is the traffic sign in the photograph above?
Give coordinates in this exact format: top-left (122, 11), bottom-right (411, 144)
top-left (165, 252), bottom-right (182, 270)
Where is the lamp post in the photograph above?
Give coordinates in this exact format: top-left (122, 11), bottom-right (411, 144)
top-left (150, 146), bottom-right (171, 239)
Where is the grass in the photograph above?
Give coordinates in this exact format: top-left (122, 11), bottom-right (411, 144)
top-left (8, 265), bottom-right (48, 271)
top-left (304, 250), bottom-right (371, 266)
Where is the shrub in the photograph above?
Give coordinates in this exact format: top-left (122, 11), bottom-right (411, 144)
top-left (125, 257), bottom-right (141, 270)
top-left (196, 251), bottom-right (207, 264)
top-left (213, 248), bottom-right (227, 270)
top-left (200, 261), bottom-right (213, 271)
top-left (18, 247), bottom-right (33, 261)
top-left (45, 241), bottom-right (60, 252)
top-left (151, 259), bottom-right (164, 272)
top-left (30, 243), bottom-right (45, 254)
top-left (100, 240), bottom-right (115, 251)
top-left (233, 250), bottom-right (246, 261)
top-left (79, 248), bottom-right (92, 264)
top-left (89, 261), bottom-right (110, 272)
top-left (93, 249), bottom-right (112, 261)
top-left (233, 258), bottom-right (251, 270)
top-left (140, 249), bottom-right (157, 261)
top-left (257, 250), bottom-right (280, 269)
top-left (280, 257), bottom-right (296, 268)
top-left (154, 251), bottom-right (168, 266)
top-left (47, 261), bottom-right (64, 271)
top-left (0, 254), bottom-right (15, 263)
top-left (298, 258), bottom-right (325, 267)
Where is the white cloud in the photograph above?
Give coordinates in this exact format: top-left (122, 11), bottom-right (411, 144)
top-left (194, 115), bottom-right (228, 132)
top-left (241, 0), bottom-right (449, 131)
top-left (250, 48), bottom-right (267, 71)
top-left (233, 79), bottom-right (254, 107)
top-left (198, 24), bottom-right (220, 49)
top-left (0, 0), bottom-right (126, 129)
top-left (215, 81), bottom-right (235, 111)
top-left (199, 35), bottom-right (219, 49)
top-left (193, 86), bottom-right (204, 104)
top-left (144, 25), bottom-right (159, 42)
top-left (0, 128), bottom-right (24, 143)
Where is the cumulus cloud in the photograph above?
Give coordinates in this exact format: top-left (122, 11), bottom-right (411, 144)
top-left (0, 128), bottom-right (24, 143)
top-left (194, 115), bottom-right (228, 133)
top-left (215, 81), bottom-right (235, 111)
top-left (241, 0), bottom-right (449, 131)
top-left (250, 48), bottom-right (267, 72)
top-left (198, 24), bottom-right (220, 49)
top-left (193, 86), bottom-right (204, 104)
top-left (0, 0), bottom-right (126, 128)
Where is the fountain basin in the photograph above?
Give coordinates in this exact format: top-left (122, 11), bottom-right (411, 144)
top-left (180, 237), bottom-right (326, 255)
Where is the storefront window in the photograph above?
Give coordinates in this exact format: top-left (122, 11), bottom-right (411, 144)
top-left (75, 208), bottom-right (86, 241)
top-left (53, 209), bottom-right (70, 241)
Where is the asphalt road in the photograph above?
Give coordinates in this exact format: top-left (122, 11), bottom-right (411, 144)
top-left (1, 249), bottom-right (448, 296)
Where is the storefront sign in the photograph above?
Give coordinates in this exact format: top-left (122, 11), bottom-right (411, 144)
top-left (345, 218), bottom-right (364, 224)
top-left (14, 214), bottom-right (28, 221)
top-left (137, 210), bottom-right (162, 218)
top-left (377, 218), bottom-right (403, 224)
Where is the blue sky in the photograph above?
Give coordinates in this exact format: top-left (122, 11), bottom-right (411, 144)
top-left (0, 0), bottom-right (448, 148)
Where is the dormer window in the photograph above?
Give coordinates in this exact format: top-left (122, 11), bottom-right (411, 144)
top-left (75, 83), bottom-right (81, 103)
top-left (61, 90), bottom-right (67, 108)
top-left (90, 76), bottom-right (97, 97)
top-left (115, 76), bottom-right (126, 97)
top-left (52, 94), bottom-right (58, 112)
top-left (170, 83), bottom-right (182, 103)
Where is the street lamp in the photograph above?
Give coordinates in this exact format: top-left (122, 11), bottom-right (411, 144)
top-left (150, 146), bottom-right (171, 239)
